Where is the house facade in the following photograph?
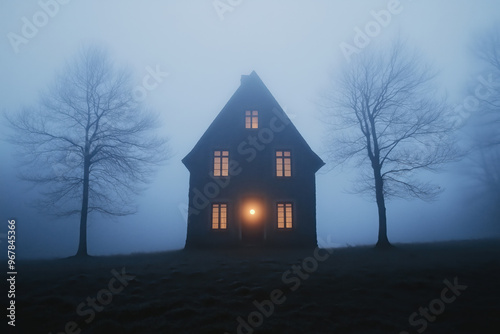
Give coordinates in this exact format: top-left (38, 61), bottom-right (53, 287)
top-left (182, 71), bottom-right (324, 248)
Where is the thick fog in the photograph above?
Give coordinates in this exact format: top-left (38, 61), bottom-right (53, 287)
top-left (1, 0), bottom-right (499, 258)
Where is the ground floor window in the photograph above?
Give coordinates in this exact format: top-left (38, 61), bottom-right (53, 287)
top-left (277, 202), bottom-right (293, 229)
top-left (212, 203), bottom-right (227, 229)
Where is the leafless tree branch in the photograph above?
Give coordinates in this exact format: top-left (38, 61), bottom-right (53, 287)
top-left (4, 46), bottom-right (169, 256)
top-left (323, 40), bottom-right (461, 247)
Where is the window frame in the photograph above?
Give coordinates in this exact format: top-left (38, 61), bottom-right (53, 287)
top-left (211, 203), bottom-right (228, 230)
top-left (276, 202), bottom-right (293, 229)
top-left (275, 150), bottom-right (292, 178)
top-left (213, 150), bottom-right (229, 177)
top-left (245, 110), bottom-right (259, 129)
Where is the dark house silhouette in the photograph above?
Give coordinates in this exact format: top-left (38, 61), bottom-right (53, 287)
top-left (182, 71), bottom-right (324, 248)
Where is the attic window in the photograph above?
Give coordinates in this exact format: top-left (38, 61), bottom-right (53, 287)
top-left (276, 151), bottom-right (291, 177)
top-left (214, 150), bottom-right (229, 176)
top-left (245, 110), bottom-right (258, 129)
top-left (212, 203), bottom-right (227, 229)
top-left (277, 202), bottom-right (293, 229)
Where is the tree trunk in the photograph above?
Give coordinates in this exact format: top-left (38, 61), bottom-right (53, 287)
top-left (76, 154), bottom-right (90, 257)
top-left (374, 167), bottom-right (391, 248)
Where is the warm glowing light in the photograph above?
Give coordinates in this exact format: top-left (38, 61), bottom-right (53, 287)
top-left (214, 150), bottom-right (229, 176)
top-left (277, 203), bottom-right (293, 228)
top-left (249, 209), bottom-right (256, 215)
top-left (212, 203), bottom-right (227, 229)
top-left (245, 110), bottom-right (258, 129)
top-left (276, 150), bottom-right (292, 177)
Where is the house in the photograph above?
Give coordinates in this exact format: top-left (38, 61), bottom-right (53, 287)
top-left (182, 71), bottom-right (324, 248)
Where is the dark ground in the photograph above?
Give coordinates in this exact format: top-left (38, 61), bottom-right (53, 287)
top-left (11, 239), bottom-right (500, 334)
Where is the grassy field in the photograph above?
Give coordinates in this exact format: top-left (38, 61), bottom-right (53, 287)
top-left (14, 239), bottom-right (500, 333)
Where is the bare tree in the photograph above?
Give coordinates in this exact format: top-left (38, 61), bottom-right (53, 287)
top-left (465, 26), bottom-right (500, 222)
top-left (472, 25), bottom-right (500, 146)
top-left (5, 46), bottom-right (168, 257)
top-left (324, 41), bottom-right (460, 248)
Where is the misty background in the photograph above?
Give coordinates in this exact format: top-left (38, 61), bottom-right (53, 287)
top-left (1, 0), bottom-right (499, 258)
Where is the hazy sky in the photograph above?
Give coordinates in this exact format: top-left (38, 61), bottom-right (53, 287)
top-left (1, 0), bottom-right (499, 258)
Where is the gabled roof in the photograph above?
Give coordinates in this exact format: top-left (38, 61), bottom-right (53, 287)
top-left (182, 71), bottom-right (324, 171)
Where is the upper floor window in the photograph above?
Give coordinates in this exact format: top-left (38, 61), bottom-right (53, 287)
top-left (277, 202), bottom-right (293, 229)
top-left (276, 151), bottom-right (291, 177)
top-left (245, 110), bottom-right (258, 129)
top-left (212, 203), bottom-right (227, 229)
top-left (214, 150), bottom-right (229, 176)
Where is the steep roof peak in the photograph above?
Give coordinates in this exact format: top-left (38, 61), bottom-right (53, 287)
top-left (240, 70), bottom-right (260, 85)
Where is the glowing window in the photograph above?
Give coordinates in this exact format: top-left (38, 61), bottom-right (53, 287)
top-left (277, 203), bottom-right (293, 229)
top-left (212, 203), bottom-right (227, 229)
top-left (276, 151), bottom-right (291, 177)
top-left (245, 110), bottom-right (258, 129)
top-left (213, 150), bottom-right (229, 176)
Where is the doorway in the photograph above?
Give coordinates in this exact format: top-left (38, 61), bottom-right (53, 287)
top-left (240, 197), bottom-right (265, 245)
